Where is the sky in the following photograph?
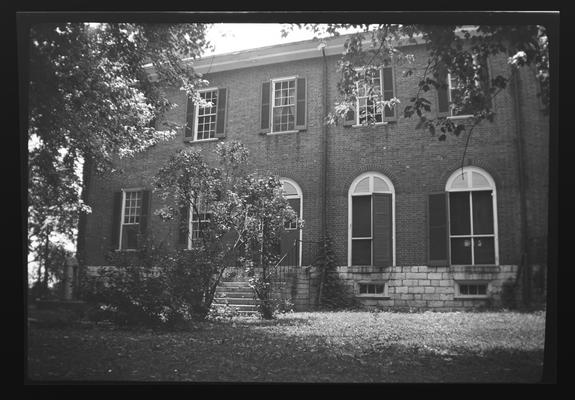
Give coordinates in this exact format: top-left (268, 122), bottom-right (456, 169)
top-left (204, 23), bottom-right (360, 55)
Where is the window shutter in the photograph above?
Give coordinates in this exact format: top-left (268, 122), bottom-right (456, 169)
top-left (185, 95), bottom-right (196, 138)
top-left (372, 193), bottom-right (393, 267)
top-left (295, 77), bottom-right (307, 130)
top-left (178, 205), bottom-right (190, 248)
top-left (343, 106), bottom-right (355, 127)
top-left (139, 190), bottom-right (151, 235)
top-left (260, 81), bottom-right (271, 133)
top-left (111, 191), bottom-right (123, 249)
top-left (381, 67), bottom-right (397, 120)
top-left (428, 192), bottom-right (449, 266)
top-left (215, 88), bottom-right (227, 138)
top-left (437, 67), bottom-right (450, 114)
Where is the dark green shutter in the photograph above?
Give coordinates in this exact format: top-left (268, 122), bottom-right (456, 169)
top-left (428, 192), bottom-right (449, 266)
top-left (382, 67), bottom-right (396, 120)
top-left (178, 205), bottom-right (190, 248)
top-left (437, 66), bottom-right (450, 114)
top-left (111, 191), bottom-right (122, 249)
top-left (372, 193), bottom-right (393, 267)
top-left (185, 95), bottom-right (195, 138)
top-left (260, 81), bottom-right (271, 133)
top-left (140, 190), bottom-right (151, 234)
top-left (295, 77), bottom-right (307, 130)
top-left (215, 88), bottom-right (227, 138)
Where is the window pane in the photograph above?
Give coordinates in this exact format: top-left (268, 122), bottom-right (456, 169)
top-left (359, 284), bottom-right (367, 294)
top-left (460, 285), bottom-right (469, 295)
top-left (354, 177), bottom-right (370, 193)
top-left (472, 191), bottom-right (494, 234)
top-left (373, 176), bottom-right (389, 193)
top-left (375, 284), bottom-right (384, 294)
top-left (352, 239), bottom-right (371, 265)
top-left (474, 237), bottom-right (495, 264)
top-left (449, 192), bottom-right (471, 235)
top-left (477, 284), bottom-right (487, 295)
top-left (451, 238), bottom-right (472, 264)
top-left (352, 196), bottom-right (371, 237)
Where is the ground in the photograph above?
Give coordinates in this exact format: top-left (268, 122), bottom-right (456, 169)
top-left (27, 310), bottom-right (546, 383)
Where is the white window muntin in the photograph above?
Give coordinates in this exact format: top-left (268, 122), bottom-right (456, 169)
top-left (280, 178), bottom-right (303, 266)
top-left (356, 68), bottom-right (383, 125)
top-left (118, 188), bottom-right (145, 250)
top-left (271, 76), bottom-right (297, 133)
top-left (187, 195), bottom-right (210, 250)
top-left (194, 87), bottom-right (218, 141)
top-left (445, 167), bottom-right (499, 265)
top-left (348, 172), bottom-right (395, 267)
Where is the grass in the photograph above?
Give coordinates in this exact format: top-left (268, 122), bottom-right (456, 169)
top-left (27, 310), bottom-right (546, 383)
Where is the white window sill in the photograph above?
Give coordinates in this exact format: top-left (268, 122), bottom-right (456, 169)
top-left (454, 295), bottom-right (489, 300)
top-left (447, 115), bottom-right (473, 120)
top-left (183, 137), bottom-right (219, 143)
top-left (356, 295), bottom-right (391, 299)
top-left (352, 122), bottom-right (389, 128)
top-left (267, 130), bottom-right (300, 136)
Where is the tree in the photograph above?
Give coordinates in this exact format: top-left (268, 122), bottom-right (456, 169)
top-left (27, 22), bottom-right (211, 287)
top-left (283, 24), bottom-right (549, 141)
top-left (153, 140), bottom-right (301, 319)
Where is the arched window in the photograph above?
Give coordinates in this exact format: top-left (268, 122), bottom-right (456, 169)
top-left (280, 178), bottom-right (302, 266)
top-left (348, 172), bottom-right (395, 266)
top-left (445, 167), bottom-right (499, 265)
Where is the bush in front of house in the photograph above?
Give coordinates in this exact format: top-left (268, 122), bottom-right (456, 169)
top-left (83, 244), bottom-right (220, 328)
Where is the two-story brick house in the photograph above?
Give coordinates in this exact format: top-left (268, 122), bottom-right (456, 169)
top-left (82, 32), bottom-right (549, 311)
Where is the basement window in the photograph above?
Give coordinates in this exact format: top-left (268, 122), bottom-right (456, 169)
top-left (455, 282), bottom-right (489, 298)
top-left (357, 282), bottom-right (388, 297)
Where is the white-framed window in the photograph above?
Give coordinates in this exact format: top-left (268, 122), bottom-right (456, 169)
top-left (348, 172), bottom-right (395, 267)
top-left (445, 167), bottom-right (499, 266)
top-left (357, 281), bottom-right (389, 297)
top-left (279, 178), bottom-right (303, 266)
top-left (194, 88), bottom-right (218, 141)
top-left (119, 189), bottom-right (143, 250)
top-left (454, 281), bottom-right (489, 298)
top-left (187, 196), bottom-right (212, 250)
top-left (350, 66), bottom-right (395, 126)
top-left (271, 77), bottom-right (297, 133)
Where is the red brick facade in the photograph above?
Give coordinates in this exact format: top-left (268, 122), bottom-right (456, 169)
top-left (83, 38), bottom-right (549, 310)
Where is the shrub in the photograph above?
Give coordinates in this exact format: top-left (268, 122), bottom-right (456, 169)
top-left (84, 244), bottom-right (221, 327)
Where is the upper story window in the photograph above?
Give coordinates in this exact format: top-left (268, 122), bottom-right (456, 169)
top-left (272, 78), bottom-right (296, 132)
top-left (445, 167), bottom-right (498, 265)
top-left (437, 57), bottom-right (490, 118)
top-left (185, 87), bottom-right (228, 142)
top-left (344, 66), bottom-right (396, 126)
top-left (260, 77), bottom-right (307, 134)
top-left (196, 89), bottom-right (218, 140)
top-left (348, 172), bottom-right (395, 267)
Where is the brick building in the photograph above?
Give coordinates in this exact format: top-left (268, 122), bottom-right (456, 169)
top-left (83, 33), bottom-right (549, 311)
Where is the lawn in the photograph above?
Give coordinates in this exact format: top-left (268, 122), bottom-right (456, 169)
top-left (27, 310), bottom-right (546, 383)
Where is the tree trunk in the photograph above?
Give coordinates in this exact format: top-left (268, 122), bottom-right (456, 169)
top-left (42, 229), bottom-right (51, 296)
top-left (76, 155), bottom-right (92, 293)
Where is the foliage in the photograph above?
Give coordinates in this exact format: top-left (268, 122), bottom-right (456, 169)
top-left (27, 22), bottom-right (211, 287)
top-left (283, 24), bottom-right (549, 136)
top-left (83, 243), bottom-right (219, 327)
top-left (153, 140), bottom-right (302, 320)
top-left (315, 236), bottom-right (360, 310)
